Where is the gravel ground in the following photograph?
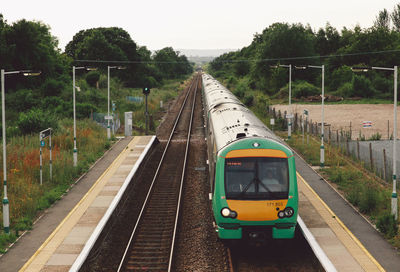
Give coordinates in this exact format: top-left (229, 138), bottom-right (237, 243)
top-left (172, 79), bottom-right (229, 272)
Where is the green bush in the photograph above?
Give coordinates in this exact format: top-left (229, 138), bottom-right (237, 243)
top-left (86, 71), bottom-right (101, 87)
top-left (41, 78), bottom-right (66, 96)
top-left (377, 213), bottom-right (398, 238)
top-left (243, 94), bottom-right (254, 106)
top-left (336, 82), bottom-right (354, 98)
top-left (359, 184), bottom-right (380, 213)
top-left (17, 108), bottom-right (59, 134)
top-left (368, 132), bottom-right (382, 141)
top-left (292, 81), bottom-right (320, 98)
top-left (352, 75), bottom-right (376, 98)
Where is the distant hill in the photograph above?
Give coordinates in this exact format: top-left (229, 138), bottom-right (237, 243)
top-left (177, 49), bottom-right (236, 64)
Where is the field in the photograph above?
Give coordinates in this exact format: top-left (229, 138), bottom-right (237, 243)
top-left (272, 104), bottom-right (400, 140)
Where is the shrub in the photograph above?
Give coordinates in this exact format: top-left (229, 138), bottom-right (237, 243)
top-left (359, 184), bottom-right (380, 213)
top-left (86, 71), bottom-right (101, 88)
top-left (243, 94), bottom-right (254, 106)
top-left (352, 75), bottom-right (376, 98)
top-left (336, 82), bottom-right (354, 98)
top-left (17, 108), bottom-right (58, 134)
top-left (377, 213), bottom-right (398, 238)
top-left (41, 78), bottom-right (66, 96)
top-left (292, 81), bottom-right (320, 98)
top-left (368, 132), bottom-right (382, 141)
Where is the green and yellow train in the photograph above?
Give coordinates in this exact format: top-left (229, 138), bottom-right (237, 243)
top-left (202, 73), bottom-right (298, 241)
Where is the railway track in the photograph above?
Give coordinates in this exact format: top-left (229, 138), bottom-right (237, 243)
top-left (117, 74), bottom-right (200, 272)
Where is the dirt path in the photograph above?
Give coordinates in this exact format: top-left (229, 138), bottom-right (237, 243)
top-left (272, 104), bottom-right (400, 140)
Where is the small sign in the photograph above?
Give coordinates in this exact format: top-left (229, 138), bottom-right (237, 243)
top-left (40, 129), bottom-right (51, 139)
top-left (40, 140), bottom-right (45, 147)
top-left (270, 118), bottom-right (275, 125)
top-left (104, 115), bottom-right (113, 120)
top-left (363, 121), bottom-right (372, 128)
top-left (304, 109), bottom-right (309, 116)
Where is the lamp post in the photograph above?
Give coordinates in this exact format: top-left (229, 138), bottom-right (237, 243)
top-left (271, 64), bottom-right (292, 139)
top-left (107, 66), bottom-right (125, 140)
top-left (295, 65), bottom-right (325, 167)
top-left (352, 65), bottom-right (398, 219)
top-left (1, 69), bottom-right (41, 234)
top-left (72, 66), bottom-right (96, 167)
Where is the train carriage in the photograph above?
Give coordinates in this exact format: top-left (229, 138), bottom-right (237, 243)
top-left (202, 73), bottom-right (298, 241)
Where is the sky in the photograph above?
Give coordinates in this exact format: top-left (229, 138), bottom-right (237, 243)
top-left (1, 0), bottom-right (399, 52)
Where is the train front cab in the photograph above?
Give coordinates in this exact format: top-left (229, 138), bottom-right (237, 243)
top-left (213, 138), bottom-right (298, 241)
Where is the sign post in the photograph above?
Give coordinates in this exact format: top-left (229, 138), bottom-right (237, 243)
top-left (304, 109), bottom-right (309, 144)
top-left (39, 128), bottom-right (52, 185)
top-left (143, 87), bottom-right (150, 135)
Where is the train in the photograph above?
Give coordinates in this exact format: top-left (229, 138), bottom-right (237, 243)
top-left (202, 73), bottom-right (298, 242)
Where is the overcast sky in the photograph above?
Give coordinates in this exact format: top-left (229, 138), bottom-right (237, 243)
top-left (1, 0), bottom-right (399, 51)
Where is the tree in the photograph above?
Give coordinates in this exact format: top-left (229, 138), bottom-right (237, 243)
top-left (374, 9), bottom-right (390, 30)
top-left (391, 4), bottom-right (400, 31)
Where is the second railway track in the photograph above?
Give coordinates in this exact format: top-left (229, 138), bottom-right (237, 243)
top-left (117, 74), bottom-right (201, 271)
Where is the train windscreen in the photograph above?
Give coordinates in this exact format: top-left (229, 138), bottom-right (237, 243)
top-left (225, 157), bottom-right (289, 200)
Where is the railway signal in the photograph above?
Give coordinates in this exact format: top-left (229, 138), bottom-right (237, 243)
top-left (143, 87), bottom-right (150, 134)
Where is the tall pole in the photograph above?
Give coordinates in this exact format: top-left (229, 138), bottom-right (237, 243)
top-left (49, 129), bottom-right (52, 181)
top-left (321, 65), bottom-right (325, 168)
top-left (392, 65), bottom-right (398, 220)
top-left (1, 69), bottom-right (9, 234)
top-left (288, 64), bottom-right (292, 139)
top-left (145, 94), bottom-right (148, 135)
top-left (73, 66), bottom-right (77, 167)
top-left (107, 66), bottom-right (111, 140)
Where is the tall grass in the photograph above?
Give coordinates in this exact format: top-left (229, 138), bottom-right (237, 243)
top-left (0, 119), bottom-right (109, 252)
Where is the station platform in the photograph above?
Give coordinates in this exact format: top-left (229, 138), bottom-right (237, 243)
top-left (0, 135), bottom-right (155, 272)
top-left (296, 153), bottom-right (400, 271)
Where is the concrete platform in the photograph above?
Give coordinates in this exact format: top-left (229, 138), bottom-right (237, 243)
top-left (296, 151), bottom-right (400, 271)
top-left (17, 136), bottom-right (155, 272)
top-left (298, 173), bottom-right (383, 271)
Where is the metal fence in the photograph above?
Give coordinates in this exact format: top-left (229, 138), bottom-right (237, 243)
top-left (269, 107), bottom-right (400, 182)
top-left (92, 112), bottom-right (121, 133)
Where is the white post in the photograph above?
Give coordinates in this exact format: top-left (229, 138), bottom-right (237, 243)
top-left (1, 69), bottom-right (9, 234)
top-left (321, 65), bottom-right (325, 168)
top-left (49, 129), bottom-right (52, 181)
top-left (73, 66), bottom-right (77, 167)
top-left (107, 66), bottom-right (111, 140)
top-left (392, 65), bottom-right (398, 220)
top-left (40, 134), bottom-right (43, 185)
top-left (288, 64), bottom-right (292, 139)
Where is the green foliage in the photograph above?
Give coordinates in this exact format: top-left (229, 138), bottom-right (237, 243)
top-left (377, 213), bottom-right (398, 238)
top-left (17, 108), bottom-right (58, 134)
top-left (85, 71), bottom-right (100, 87)
top-left (352, 75), bottom-right (376, 98)
top-left (336, 82), bottom-right (354, 97)
top-left (41, 78), bottom-right (67, 97)
top-left (292, 81), bottom-right (320, 98)
top-left (243, 94), bottom-right (254, 106)
top-left (359, 184), bottom-right (380, 213)
top-left (368, 132), bottom-right (382, 140)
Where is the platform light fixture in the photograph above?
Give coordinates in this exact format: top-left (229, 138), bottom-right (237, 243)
top-left (270, 64), bottom-right (293, 139)
top-left (295, 65), bottom-right (325, 168)
top-left (352, 65), bottom-right (398, 219)
top-left (1, 69), bottom-right (41, 234)
top-left (72, 66), bottom-right (97, 167)
top-left (107, 66), bottom-right (126, 139)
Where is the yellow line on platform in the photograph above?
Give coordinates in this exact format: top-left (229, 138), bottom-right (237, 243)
top-left (19, 137), bottom-right (139, 272)
top-left (297, 172), bottom-right (385, 272)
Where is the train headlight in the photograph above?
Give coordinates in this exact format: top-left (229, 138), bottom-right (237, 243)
top-left (277, 207), bottom-right (295, 219)
top-left (221, 208), bottom-right (231, 217)
top-left (284, 207), bottom-right (294, 217)
top-left (221, 207), bottom-right (238, 218)
top-left (252, 142), bottom-right (260, 147)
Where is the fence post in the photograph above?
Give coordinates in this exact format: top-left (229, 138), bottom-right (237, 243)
top-left (357, 140), bottom-right (360, 160)
top-left (350, 121), bottom-right (352, 140)
top-left (328, 126), bottom-right (331, 144)
top-left (388, 120), bottom-right (390, 140)
top-left (383, 148), bottom-right (387, 182)
top-left (346, 138), bottom-right (350, 156)
top-left (369, 142), bottom-right (373, 170)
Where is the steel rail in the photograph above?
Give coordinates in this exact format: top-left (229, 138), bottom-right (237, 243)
top-left (117, 75), bottom-right (198, 271)
top-left (167, 74), bottom-right (199, 271)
